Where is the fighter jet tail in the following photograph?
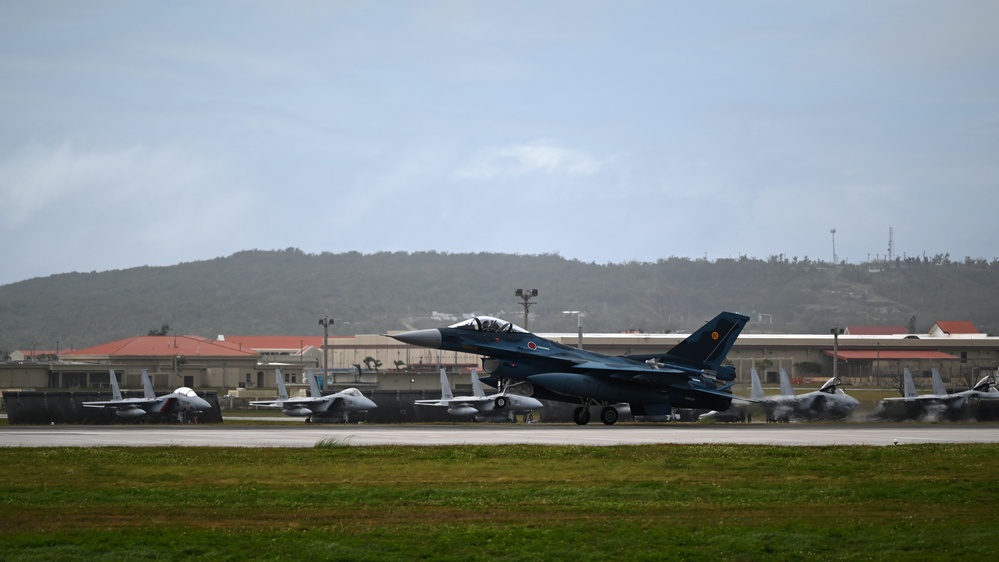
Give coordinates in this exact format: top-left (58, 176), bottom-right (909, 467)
top-left (438, 368), bottom-right (454, 401)
top-left (275, 369), bottom-right (289, 402)
top-left (749, 368), bottom-right (765, 401)
top-left (469, 368), bottom-right (485, 398)
top-left (902, 368), bottom-right (918, 399)
top-left (662, 311), bottom-right (749, 376)
top-left (109, 370), bottom-right (123, 401)
top-left (931, 368), bottom-right (947, 396)
top-left (630, 312), bottom-right (749, 379)
top-left (779, 368), bottom-right (795, 396)
top-left (307, 369), bottom-right (323, 398)
top-left (141, 370), bottom-right (156, 400)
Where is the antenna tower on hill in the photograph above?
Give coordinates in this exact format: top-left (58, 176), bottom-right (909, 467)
top-left (888, 227), bottom-right (895, 262)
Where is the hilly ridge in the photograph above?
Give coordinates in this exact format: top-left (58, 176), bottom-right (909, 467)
top-left (2, 249), bottom-right (997, 354)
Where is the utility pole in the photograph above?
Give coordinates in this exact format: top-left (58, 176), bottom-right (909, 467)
top-left (319, 315), bottom-right (334, 382)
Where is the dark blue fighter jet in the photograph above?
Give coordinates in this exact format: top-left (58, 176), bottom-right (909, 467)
top-left (387, 311), bottom-right (750, 425)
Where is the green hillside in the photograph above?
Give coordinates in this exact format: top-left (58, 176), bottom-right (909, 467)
top-left (1, 249), bottom-right (997, 354)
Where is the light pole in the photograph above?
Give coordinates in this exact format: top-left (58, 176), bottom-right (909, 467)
top-left (515, 288), bottom-right (538, 329)
top-left (563, 311), bottom-right (585, 349)
top-left (319, 315), bottom-right (334, 381)
top-left (876, 342), bottom-right (881, 387)
top-left (831, 325), bottom-right (844, 380)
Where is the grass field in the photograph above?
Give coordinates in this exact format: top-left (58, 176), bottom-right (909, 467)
top-left (1, 443), bottom-right (996, 561)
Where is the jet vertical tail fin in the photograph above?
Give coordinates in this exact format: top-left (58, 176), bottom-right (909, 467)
top-left (749, 368), bottom-right (765, 401)
top-left (778, 368), bottom-right (794, 396)
top-left (109, 370), bottom-right (123, 401)
top-left (902, 368), bottom-right (918, 399)
top-left (438, 368), bottom-right (454, 401)
top-left (931, 368), bottom-right (947, 396)
top-left (470, 369), bottom-right (485, 398)
top-left (141, 370), bottom-right (156, 400)
top-left (275, 369), bottom-right (289, 402)
top-left (306, 369), bottom-right (323, 398)
top-left (661, 312), bottom-right (750, 376)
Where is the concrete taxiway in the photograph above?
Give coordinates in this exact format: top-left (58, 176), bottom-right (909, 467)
top-left (1, 423), bottom-right (998, 447)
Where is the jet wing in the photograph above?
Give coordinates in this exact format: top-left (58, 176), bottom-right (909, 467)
top-left (249, 400), bottom-right (282, 408)
top-left (572, 361), bottom-right (697, 384)
top-left (676, 382), bottom-right (756, 403)
top-left (273, 396), bottom-right (330, 407)
top-left (573, 360), bottom-right (724, 378)
top-left (417, 397), bottom-right (493, 407)
top-left (82, 398), bottom-right (158, 409)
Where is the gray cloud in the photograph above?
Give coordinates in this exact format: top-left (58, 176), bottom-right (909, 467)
top-left (2, 1), bottom-right (998, 284)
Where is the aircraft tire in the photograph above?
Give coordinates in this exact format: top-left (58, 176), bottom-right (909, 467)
top-left (495, 396), bottom-right (507, 409)
top-left (600, 406), bottom-right (618, 425)
top-left (573, 407), bottom-right (590, 425)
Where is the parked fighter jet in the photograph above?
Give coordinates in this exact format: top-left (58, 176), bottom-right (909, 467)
top-left (83, 369), bottom-right (212, 422)
top-left (415, 368), bottom-right (543, 422)
top-left (878, 368), bottom-right (999, 421)
top-left (250, 369), bottom-right (376, 423)
top-left (387, 311), bottom-right (750, 425)
top-left (757, 368), bottom-right (859, 422)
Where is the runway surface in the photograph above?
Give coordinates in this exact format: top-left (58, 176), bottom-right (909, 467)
top-left (2, 423), bottom-right (999, 447)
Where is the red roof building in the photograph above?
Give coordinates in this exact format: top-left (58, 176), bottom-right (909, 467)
top-left (844, 325), bottom-right (910, 336)
top-left (930, 321), bottom-right (981, 337)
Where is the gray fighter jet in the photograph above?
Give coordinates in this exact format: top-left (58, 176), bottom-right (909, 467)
top-left (415, 368), bottom-right (544, 422)
top-left (755, 368), bottom-right (859, 423)
top-left (250, 369), bottom-right (376, 423)
top-left (83, 369), bottom-right (212, 422)
top-left (878, 368), bottom-right (999, 421)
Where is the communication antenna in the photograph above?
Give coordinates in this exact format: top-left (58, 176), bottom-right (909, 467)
top-left (887, 227), bottom-right (895, 262)
top-left (830, 228), bottom-right (837, 264)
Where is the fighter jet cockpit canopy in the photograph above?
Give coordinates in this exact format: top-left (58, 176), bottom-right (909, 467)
top-left (448, 316), bottom-right (529, 334)
top-left (175, 387), bottom-right (199, 398)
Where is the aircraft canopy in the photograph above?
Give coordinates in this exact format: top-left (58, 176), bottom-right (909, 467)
top-left (174, 387), bottom-right (199, 398)
top-left (448, 316), bottom-right (529, 334)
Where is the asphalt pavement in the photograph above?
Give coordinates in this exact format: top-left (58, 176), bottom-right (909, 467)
top-left (2, 423), bottom-right (998, 447)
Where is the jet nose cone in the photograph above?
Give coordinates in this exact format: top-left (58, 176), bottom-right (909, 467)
top-left (193, 397), bottom-right (212, 411)
top-left (362, 397), bottom-right (378, 409)
top-left (388, 329), bottom-right (442, 349)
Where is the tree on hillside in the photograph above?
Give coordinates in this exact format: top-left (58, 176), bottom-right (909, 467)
top-left (148, 324), bottom-right (171, 336)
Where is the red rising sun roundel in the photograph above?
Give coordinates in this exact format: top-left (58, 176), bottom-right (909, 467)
top-left (528, 341), bottom-right (538, 350)
top-left (711, 331), bottom-right (720, 340)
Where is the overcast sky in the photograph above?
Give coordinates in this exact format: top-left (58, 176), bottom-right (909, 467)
top-left (2, 1), bottom-right (998, 285)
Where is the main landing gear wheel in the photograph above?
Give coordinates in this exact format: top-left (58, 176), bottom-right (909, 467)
top-left (494, 396), bottom-right (508, 409)
top-left (600, 406), bottom-right (619, 426)
top-left (573, 407), bottom-right (591, 425)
